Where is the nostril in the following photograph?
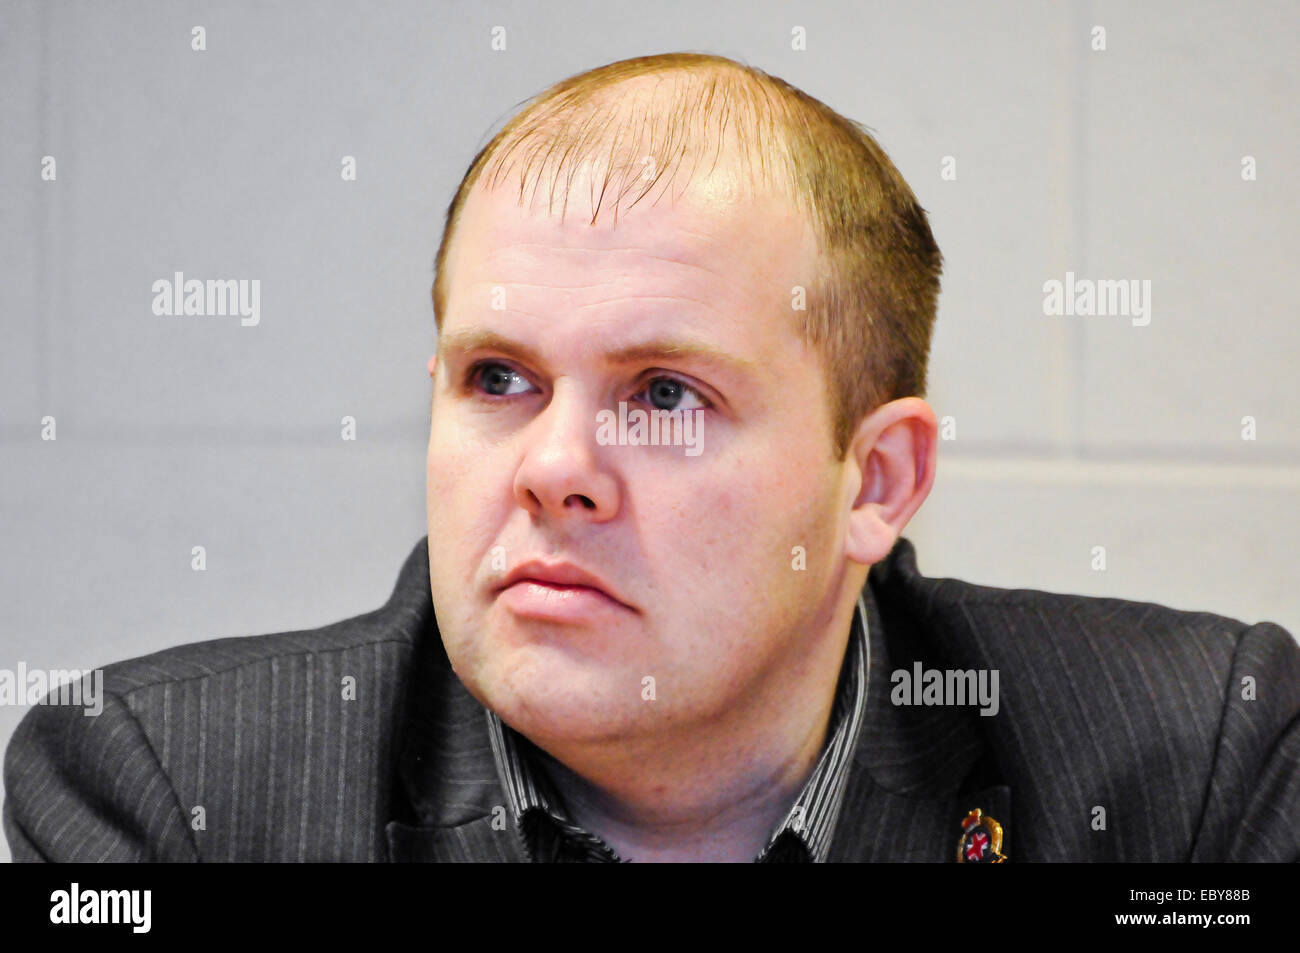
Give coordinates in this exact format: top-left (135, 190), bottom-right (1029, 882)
top-left (565, 494), bottom-right (596, 510)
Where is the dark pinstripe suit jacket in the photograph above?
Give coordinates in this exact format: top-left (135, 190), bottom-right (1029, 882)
top-left (5, 536), bottom-right (1298, 862)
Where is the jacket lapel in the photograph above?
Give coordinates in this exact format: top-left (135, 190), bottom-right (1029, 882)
top-left (830, 539), bottom-right (1014, 861)
top-left (383, 541), bottom-right (526, 862)
top-left (828, 767), bottom-right (1011, 862)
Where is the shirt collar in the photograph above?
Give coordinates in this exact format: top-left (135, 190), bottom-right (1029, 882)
top-left (485, 594), bottom-right (870, 862)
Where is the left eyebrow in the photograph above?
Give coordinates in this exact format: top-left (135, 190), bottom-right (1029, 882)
top-left (603, 338), bottom-right (761, 376)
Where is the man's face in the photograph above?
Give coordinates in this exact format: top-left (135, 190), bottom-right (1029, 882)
top-left (427, 162), bottom-right (856, 750)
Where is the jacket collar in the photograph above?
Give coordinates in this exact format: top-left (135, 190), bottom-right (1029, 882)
top-left (384, 535), bottom-right (1010, 862)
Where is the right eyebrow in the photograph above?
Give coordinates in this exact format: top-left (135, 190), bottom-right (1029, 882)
top-left (436, 329), bottom-right (546, 369)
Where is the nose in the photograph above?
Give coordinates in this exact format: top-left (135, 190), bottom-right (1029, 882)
top-left (513, 385), bottom-right (620, 523)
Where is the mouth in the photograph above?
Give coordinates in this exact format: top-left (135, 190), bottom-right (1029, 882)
top-left (495, 561), bottom-right (636, 623)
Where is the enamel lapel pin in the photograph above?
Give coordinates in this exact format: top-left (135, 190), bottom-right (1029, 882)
top-left (957, 808), bottom-right (1007, 863)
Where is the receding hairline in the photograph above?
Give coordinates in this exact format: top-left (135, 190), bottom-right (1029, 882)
top-left (465, 56), bottom-right (815, 232)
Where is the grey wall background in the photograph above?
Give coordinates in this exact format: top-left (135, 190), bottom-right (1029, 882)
top-left (1, 0), bottom-right (1295, 863)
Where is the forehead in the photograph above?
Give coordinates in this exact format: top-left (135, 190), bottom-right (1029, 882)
top-left (443, 159), bottom-right (820, 321)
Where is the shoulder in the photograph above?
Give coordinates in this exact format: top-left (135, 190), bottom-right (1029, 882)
top-left (96, 535), bottom-right (435, 701)
top-left (93, 594), bottom-right (421, 703)
top-left (872, 536), bottom-right (1294, 695)
top-left (3, 536), bottom-right (435, 862)
top-left (18, 540), bottom-right (437, 754)
top-left (870, 537), bottom-right (1300, 861)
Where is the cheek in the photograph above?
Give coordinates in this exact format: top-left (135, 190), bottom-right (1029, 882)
top-left (630, 457), bottom-right (839, 708)
top-left (426, 417), bottom-right (509, 588)
top-left (646, 452), bottom-right (833, 593)
top-left (427, 411), bottom-right (497, 514)
top-left (675, 447), bottom-right (840, 600)
top-left (427, 410), bottom-right (469, 485)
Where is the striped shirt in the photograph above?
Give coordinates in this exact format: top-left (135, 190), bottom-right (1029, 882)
top-left (485, 594), bottom-right (870, 862)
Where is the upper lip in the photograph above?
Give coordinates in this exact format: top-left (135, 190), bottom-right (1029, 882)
top-left (498, 560), bottom-right (636, 611)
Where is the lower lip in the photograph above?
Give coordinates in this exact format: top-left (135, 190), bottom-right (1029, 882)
top-left (498, 580), bottom-right (631, 623)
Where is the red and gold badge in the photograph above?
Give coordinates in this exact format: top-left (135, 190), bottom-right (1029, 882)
top-left (957, 808), bottom-right (1007, 863)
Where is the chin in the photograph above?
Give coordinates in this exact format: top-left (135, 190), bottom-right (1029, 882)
top-left (475, 647), bottom-right (647, 746)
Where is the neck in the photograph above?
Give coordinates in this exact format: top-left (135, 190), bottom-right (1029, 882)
top-left (533, 593), bottom-right (859, 862)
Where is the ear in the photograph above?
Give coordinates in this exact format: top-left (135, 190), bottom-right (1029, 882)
top-left (427, 354), bottom-right (438, 378)
top-left (843, 397), bottom-right (938, 567)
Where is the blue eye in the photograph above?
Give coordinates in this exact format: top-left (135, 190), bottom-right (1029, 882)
top-left (473, 362), bottom-right (534, 397)
top-left (636, 376), bottom-right (707, 412)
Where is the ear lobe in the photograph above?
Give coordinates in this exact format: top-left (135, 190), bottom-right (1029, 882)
top-left (844, 500), bottom-right (895, 567)
top-left (842, 398), bottom-right (938, 567)
top-left (427, 354), bottom-right (438, 378)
